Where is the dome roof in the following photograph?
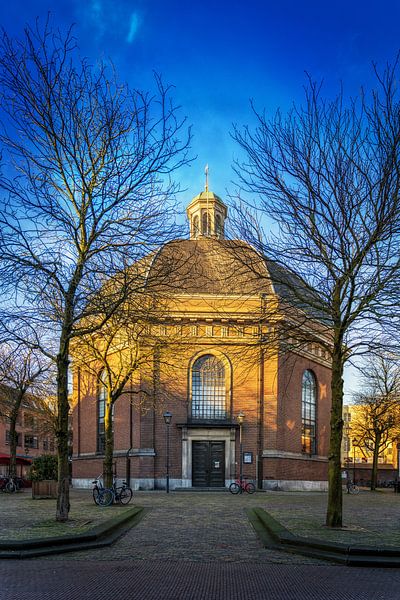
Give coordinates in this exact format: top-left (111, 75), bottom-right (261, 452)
top-left (141, 237), bottom-right (329, 324)
top-left (144, 238), bottom-right (272, 296)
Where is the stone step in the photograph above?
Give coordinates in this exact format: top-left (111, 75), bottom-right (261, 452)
top-left (174, 487), bottom-right (228, 492)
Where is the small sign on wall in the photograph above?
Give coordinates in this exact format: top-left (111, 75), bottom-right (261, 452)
top-left (243, 451), bottom-right (253, 464)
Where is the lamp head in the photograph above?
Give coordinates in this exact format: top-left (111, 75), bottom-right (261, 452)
top-left (237, 411), bottom-right (245, 425)
top-left (163, 411), bottom-right (172, 425)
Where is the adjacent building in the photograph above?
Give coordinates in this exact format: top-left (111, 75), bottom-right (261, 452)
top-left (0, 385), bottom-right (56, 479)
top-left (342, 404), bottom-right (398, 485)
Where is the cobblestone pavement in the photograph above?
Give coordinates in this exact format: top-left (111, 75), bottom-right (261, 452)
top-left (3, 489), bottom-right (400, 600)
top-left (2, 487), bottom-right (399, 563)
top-left (34, 490), bottom-right (327, 564)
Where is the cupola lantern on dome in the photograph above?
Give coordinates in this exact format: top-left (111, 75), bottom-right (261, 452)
top-left (186, 166), bottom-right (228, 240)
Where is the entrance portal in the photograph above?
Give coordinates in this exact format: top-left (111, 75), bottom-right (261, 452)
top-left (192, 441), bottom-right (225, 487)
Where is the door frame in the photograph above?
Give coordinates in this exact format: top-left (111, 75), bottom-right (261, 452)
top-left (181, 427), bottom-right (236, 488)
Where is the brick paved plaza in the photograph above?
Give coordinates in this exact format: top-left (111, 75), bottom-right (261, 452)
top-left (2, 488), bottom-right (400, 560)
top-left (3, 489), bottom-right (400, 600)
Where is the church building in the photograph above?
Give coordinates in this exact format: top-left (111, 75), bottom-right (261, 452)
top-left (72, 185), bottom-right (332, 491)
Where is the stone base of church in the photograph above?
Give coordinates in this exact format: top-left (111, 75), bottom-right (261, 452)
top-left (263, 479), bottom-right (328, 492)
top-left (72, 476), bottom-right (328, 492)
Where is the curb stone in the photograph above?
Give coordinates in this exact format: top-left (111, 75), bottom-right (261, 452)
top-left (247, 507), bottom-right (400, 567)
top-left (0, 506), bottom-right (147, 559)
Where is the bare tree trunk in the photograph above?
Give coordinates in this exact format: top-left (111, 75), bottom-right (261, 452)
top-left (103, 399), bottom-right (114, 489)
top-left (56, 350), bottom-right (70, 522)
top-left (371, 432), bottom-right (381, 491)
top-left (326, 322), bottom-right (345, 527)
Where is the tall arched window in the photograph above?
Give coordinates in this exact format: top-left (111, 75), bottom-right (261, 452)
top-left (215, 214), bottom-right (222, 236)
top-left (97, 370), bottom-right (114, 454)
top-left (302, 370), bottom-right (317, 455)
top-left (202, 211), bottom-right (211, 236)
top-left (97, 371), bottom-right (106, 453)
top-left (192, 215), bottom-right (199, 237)
top-left (191, 355), bottom-right (226, 420)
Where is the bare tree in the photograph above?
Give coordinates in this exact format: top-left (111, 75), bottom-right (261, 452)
top-left (352, 355), bottom-right (400, 490)
top-left (232, 64), bottom-right (400, 526)
top-left (73, 297), bottom-right (160, 488)
top-left (0, 20), bottom-right (190, 520)
top-left (0, 342), bottom-right (52, 478)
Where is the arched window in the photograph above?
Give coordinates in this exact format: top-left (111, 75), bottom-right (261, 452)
top-left (202, 211), bottom-right (211, 236)
top-left (302, 370), bottom-right (317, 454)
top-left (97, 371), bottom-right (106, 453)
top-left (97, 370), bottom-right (114, 454)
top-left (192, 215), bottom-right (199, 237)
top-left (215, 214), bottom-right (222, 236)
top-left (191, 354), bottom-right (226, 420)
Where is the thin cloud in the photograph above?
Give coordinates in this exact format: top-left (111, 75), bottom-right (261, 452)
top-left (126, 12), bottom-right (141, 44)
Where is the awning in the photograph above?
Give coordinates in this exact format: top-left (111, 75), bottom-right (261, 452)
top-left (0, 453), bottom-right (32, 465)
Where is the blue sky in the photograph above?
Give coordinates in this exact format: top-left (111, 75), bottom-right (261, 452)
top-left (2, 0), bottom-right (400, 203)
top-left (2, 0), bottom-right (399, 397)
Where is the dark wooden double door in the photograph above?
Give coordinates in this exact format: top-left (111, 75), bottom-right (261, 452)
top-left (192, 441), bottom-right (225, 487)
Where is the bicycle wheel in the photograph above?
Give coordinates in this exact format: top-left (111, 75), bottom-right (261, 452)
top-left (6, 481), bottom-right (16, 493)
top-left (93, 487), bottom-right (100, 505)
top-left (98, 488), bottom-right (114, 506)
top-left (117, 487), bottom-right (133, 505)
top-left (350, 484), bottom-right (359, 495)
top-left (229, 482), bottom-right (241, 494)
top-left (245, 482), bottom-right (256, 494)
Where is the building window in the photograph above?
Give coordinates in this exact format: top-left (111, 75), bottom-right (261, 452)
top-left (202, 211), bottom-right (211, 235)
top-left (97, 370), bottom-right (114, 454)
top-left (5, 431), bottom-right (22, 446)
top-left (193, 215), bottom-right (199, 237)
top-left (97, 371), bottom-right (106, 454)
top-left (191, 354), bottom-right (226, 420)
top-left (24, 415), bottom-right (38, 431)
top-left (301, 370), bottom-right (317, 455)
top-left (24, 435), bottom-right (39, 449)
top-left (215, 213), bottom-right (222, 236)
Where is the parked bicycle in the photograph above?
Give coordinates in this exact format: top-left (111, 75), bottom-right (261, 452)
top-left (111, 479), bottom-right (133, 505)
top-left (346, 480), bottom-right (359, 495)
top-left (0, 475), bottom-right (22, 493)
top-left (229, 478), bottom-right (256, 494)
top-left (92, 477), bottom-right (114, 507)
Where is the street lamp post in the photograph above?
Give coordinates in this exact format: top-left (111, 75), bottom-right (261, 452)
top-left (397, 443), bottom-right (400, 480)
top-left (237, 411), bottom-right (245, 489)
top-left (163, 412), bottom-right (172, 493)
top-left (352, 438), bottom-right (357, 485)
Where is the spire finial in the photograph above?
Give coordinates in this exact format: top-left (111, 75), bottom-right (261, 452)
top-left (205, 164), bottom-right (209, 192)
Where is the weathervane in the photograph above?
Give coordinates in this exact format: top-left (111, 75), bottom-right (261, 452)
top-left (205, 164), bottom-right (209, 192)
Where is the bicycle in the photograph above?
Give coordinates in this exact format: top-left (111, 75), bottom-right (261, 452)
top-left (346, 480), bottom-right (359, 495)
top-left (0, 476), bottom-right (17, 493)
top-left (229, 478), bottom-right (256, 494)
top-left (111, 479), bottom-right (133, 505)
top-left (92, 477), bottom-right (114, 507)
